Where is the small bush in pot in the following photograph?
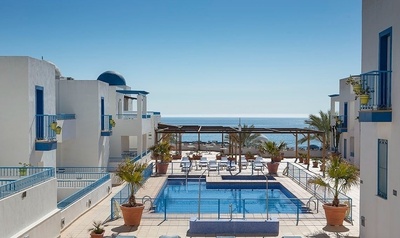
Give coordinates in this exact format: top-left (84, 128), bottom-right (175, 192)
top-left (308, 155), bottom-right (359, 225)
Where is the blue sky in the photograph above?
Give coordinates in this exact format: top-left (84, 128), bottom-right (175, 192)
top-left (0, 0), bottom-right (361, 117)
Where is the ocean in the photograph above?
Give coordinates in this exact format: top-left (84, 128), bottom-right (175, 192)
top-left (160, 117), bottom-right (320, 148)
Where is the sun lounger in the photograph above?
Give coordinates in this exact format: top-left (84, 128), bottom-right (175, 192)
top-left (240, 156), bottom-right (248, 169)
top-left (181, 161), bottom-right (191, 173)
top-left (253, 157), bottom-right (264, 173)
top-left (219, 156), bottom-right (228, 168)
top-left (226, 161), bottom-right (237, 171)
top-left (208, 159), bottom-right (218, 171)
top-left (180, 157), bottom-right (190, 167)
top-left (199, 157), bottom-right (208, 169)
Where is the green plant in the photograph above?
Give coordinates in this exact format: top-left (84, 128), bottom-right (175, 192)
top-left (308, 155), bottom-right (359, 206)
top-left (88, 221), bottom-right (105, 234)
top-left (116, 160), bottom-right (147, 207)
top-left (149, 141), bottom-right (172, 163)
top-left (258, 141), bottom-right (287, 162)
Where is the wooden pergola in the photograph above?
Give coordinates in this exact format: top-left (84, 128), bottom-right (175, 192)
top-left (154, 123), bottom-right (326, 175)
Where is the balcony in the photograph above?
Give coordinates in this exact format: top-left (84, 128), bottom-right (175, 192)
top-left (359, 71), bottom-right (392, 122)
top-left (35, 114), bottom-right (58, 151)
top-left (101, 115), bottom-right (113, 136)
top-left (336, 115), bottom-right (347, 133)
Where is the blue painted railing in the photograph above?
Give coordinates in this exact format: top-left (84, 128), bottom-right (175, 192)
top-left (57, 114), bottom-right (76, 120)
top-left (110, 162), bottom-right (154, 220)
top-left (116, 113), bottom-right (137, 119)
top-left (57, 173), bottom-right (110, 209)
top-left (36, 114), bottom-right (57, 141)
top-left (102, 115), bottom-right (113, 132)
top-left (56, 172), bottom-right (108, 180)
top-left (0, 167), bottom-right (55, 199)
top-left (56, 167), bottom-right (111, 173)
top-left (285, 163), bottom-right (353, 221)
top-left (360, 70), bottom-right (392, 110)
top-left (337, 115), bottom-right (347, 132)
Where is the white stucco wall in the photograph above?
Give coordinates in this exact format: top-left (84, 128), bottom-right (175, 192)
top-left (60, 179), bottom-right (111, 231)
top-left (0, 178), bottom-right (59, 238)
top-left (0, 56), bottom-right (56, 167)
top-left (360, 0), bottom-right (400, 237)
top-left (56, 80), bottom-right (110, 167)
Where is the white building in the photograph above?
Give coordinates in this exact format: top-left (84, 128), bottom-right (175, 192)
top-left (329, 77), bottom-right (361, 168)
top-left (359, 0), bottom-right (398, 237)
top-left (0, 56), bottom-right (58, 167)
top-left (0, 56), bottom-right (157, 237)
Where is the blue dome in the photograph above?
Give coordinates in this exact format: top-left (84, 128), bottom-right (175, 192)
top-left (97, 71), bottom-right (126, 86)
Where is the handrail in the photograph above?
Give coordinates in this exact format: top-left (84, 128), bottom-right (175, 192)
top-left (0, 167), bottom-right (55, 199)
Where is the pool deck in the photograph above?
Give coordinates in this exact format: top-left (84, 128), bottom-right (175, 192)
top-left (60, 156), bottom-right (360, 238)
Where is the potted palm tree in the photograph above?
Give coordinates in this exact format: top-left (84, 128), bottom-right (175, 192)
top-left (308, 155), bottom-right (359, 226)
top-left (150, 140), bottom-right (172, 174)
top-left (259, 141), bottom-right (287, 174)
top-left (88, 221), bottom-right (105, 238)
top-left (116, 160), bottom-right (147, 226)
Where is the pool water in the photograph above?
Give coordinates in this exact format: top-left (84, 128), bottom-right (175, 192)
top-left (153, 178), bottom-right (305, 214)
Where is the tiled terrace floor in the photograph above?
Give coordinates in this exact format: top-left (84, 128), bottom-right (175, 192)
top-left (61, 156), bottom-right (360, 238)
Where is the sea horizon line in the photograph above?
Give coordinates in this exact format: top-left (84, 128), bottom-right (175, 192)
top-left (162, 113), bottom-right (309, 118)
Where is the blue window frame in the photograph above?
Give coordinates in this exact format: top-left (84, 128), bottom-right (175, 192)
top-left (378, 27), bottom-right (392, 108)
top-left (36, 86), bottom-right (44, 138)
top-left (101, 97), bottom-right (104, 130)
top-left (343, 139), bottom-right (347, 159)
top-left (377, 139), bottom-right (388, 199)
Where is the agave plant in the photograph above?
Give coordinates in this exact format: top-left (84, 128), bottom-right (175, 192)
top-left (308, 155), bottom-right (359, 206)
top-left (88, 220), bottom-right (105, 234)
top-left (116, 160), bottom-right (147, 207)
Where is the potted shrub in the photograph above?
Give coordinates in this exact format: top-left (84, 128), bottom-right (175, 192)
top-left (88, 221), bottom-right (105, 238)
top-left (245, 151), bottom-right (255, 161)
top-left (18, 162), bottom-right (31, 176)
top-left (308, 155), bottom-right (359, 226)
top-left (172, 152), bottom-right (182, 160)
top-left (116, 160), bottom-right (147, 226)
top-left (312, 158), bottom-right (319, 168)
top-left (259, 141), bottom-right (287, 174)
top-left (192, 152), bottom-right (202, 160)
top-left (150, 141), bottom-right (172, 174)
top-left (346, 75), bottom-right (370, 104)
top-left (298, 152), bottom-right (306, 163)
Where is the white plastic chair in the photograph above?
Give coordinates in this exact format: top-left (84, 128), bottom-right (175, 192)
top-left (199, 157), bottom-right (208, 168)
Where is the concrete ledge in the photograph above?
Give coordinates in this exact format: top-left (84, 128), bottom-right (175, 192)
top-left (189, 217), bottom-right (279, 236)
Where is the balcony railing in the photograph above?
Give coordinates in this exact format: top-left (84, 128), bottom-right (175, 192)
top-left (101, 115), bottom-right (113, 136)
top-left (0, 167), bottom-right (55, 199)
top-left (56, 113), bottom-right (76, 120)
top-left (360, 70), bottom-right (392, 110)
top-left (36, 114), bottom-right (57, 141)
top-left (336, 115), bottom-right (347, 132)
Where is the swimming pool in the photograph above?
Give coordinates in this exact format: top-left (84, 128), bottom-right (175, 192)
top-left (153, 178), bottom-right (306, 214)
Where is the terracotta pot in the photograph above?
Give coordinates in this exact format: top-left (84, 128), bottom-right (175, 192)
top-left (172, 155), bottom-right (181, 160)
top-left (267, 162), bottom-right (279, 174)
top-left (272, 156), bottom-right (282, 163)
top-left (120, 204), bottom-right (145, 226)
top-left (90, 231), bottom-right (105, 238)
top-left (298, 158), bottom-right (304, 163)
top-left (312, 162), bottom-right (319, 168)
top-left (156, 162), bottom-right (169, 174)
top-left (323, 204), bottom-right (348, 226)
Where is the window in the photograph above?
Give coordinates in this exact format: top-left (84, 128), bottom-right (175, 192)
top-left (350, 137), bottom-right (354, 157)
top-left (343, 139), bottom-right (347, 159)
top-left (377, 139), bottom-right (388, 199)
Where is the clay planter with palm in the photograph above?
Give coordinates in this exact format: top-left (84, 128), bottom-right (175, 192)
top-left (88, 221), bottom-right (105, 238)
top-left (116, 160), bottom-right (147, 226)
top-left (150, 141), bottom-right (172, 174)
top-left (308, 155), bottom-right (359, 226)
top-left (259, 141), bottom-right (287, 174)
